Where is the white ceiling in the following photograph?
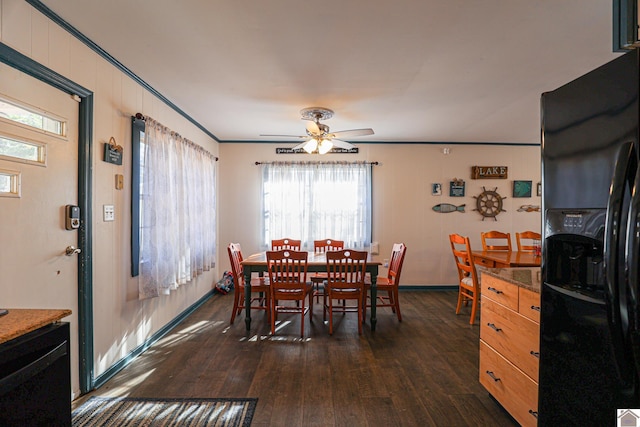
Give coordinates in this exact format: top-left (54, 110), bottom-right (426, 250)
top-left (39, 0), bottom-right (621, 144)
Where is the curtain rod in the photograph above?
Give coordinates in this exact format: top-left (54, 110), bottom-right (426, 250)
top-left (135, 113), bottom-right (218, 161)
top-left (255, 161), bottom-right (379, 165)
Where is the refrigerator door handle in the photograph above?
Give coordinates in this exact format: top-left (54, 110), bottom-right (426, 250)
top-left (605, 140), bottom-right (636, 383)
top-left (605, 141), bottom-right (635, 325)
top-left (626, 160), bottom-right (640, 377)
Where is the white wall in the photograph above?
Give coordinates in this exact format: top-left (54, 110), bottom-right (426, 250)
top-left (219, 143), bottom-right (541, 286)
top-left (0, 0), bottom-right (220, 396)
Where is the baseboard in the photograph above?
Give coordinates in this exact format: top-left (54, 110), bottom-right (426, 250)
top-left (92, 289), bottom-right (216, 391)
top-left (398, 285), bottom-right (457, 291)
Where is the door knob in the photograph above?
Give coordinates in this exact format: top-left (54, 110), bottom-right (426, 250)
top-left (65, 246), bottom-right (81, 256)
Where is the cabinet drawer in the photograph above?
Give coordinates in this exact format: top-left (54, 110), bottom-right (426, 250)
top-left (474, 257), bottom-right (496, 268)
top-left (519, 287), bottom-right (541, 323)
top-left (481, 274), bottom-right (518, 310)
top-left (481, 298), bottom-right (539, 381)
top-left (479, 341), bottom-right (539, 427)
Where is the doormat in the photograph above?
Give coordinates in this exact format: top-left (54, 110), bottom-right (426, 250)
top-left (72, 396), bottom-right (257, 426)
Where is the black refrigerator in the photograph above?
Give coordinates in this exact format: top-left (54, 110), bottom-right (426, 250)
top-left (540, 48), bottom-right (640, 425)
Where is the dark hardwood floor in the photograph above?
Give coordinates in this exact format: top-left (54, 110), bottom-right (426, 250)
top-left (75, 290), bottom-right (518, 426)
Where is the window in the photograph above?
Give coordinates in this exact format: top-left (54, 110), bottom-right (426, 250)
top-left (261, 161), bottom-right (372, 249)
top-left (131, 116), bottom-right (217, 299)
top-left (0, 168), bottom-right (20, 197)
top-left (0, 97), bottom-right (66, 137)
top-left (0, 134), bottom-right (46, 165)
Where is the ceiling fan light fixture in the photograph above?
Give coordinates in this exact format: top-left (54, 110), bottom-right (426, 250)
top-left (318, 139), bottom-right (333, 154)
top-left (302, 138), bottom-right (318, 153)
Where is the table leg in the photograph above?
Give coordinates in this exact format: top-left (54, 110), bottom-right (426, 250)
top-left (244, 267), bottom-right (252, 331)
top-left (370, 265), bottom-right (378, 331)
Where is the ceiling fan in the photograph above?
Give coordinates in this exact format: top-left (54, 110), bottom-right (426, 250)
top-left (261, 107), bottom-right (374, 154)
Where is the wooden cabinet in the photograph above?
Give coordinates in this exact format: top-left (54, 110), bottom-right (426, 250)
top-left (480, 271), bottom-right (540, 427)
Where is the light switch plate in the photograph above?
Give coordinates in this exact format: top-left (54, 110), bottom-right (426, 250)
top-left (103, 204), bottom-right (115, 221)
top-left (371, 241), bottom-right (379, 255)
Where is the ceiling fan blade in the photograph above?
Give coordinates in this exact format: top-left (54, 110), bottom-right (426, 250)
top-left (329, 128), bottom-right (374, 139)
top-left (330, 139), bottom-right (356, 149)
top-left (292, 141), bottom-right (308, 150)
top-left (306, 121), bottom-right (320, 135)
top-left (259, 134), bottom-right (306, 139)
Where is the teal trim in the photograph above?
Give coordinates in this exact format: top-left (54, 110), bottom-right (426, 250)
top-left (398, 285), bottom-right (457, 291)
top-left (221, 139), bottom-right (541, 146)
top-left (22, 1), bottom-right (543, 148)
top-left (0, 42), bottom-right (94, 393)
top-left (93, 290), bottom-right (216, 389)
top-left (613, 0), bottom-right (638, 52)
top-left (25, 0), bottom-right (219, 142)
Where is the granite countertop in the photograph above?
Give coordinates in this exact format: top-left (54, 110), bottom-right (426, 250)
top-left (0, 309), bottom-right (72, 344)
top-left (480, 267), bottom-right (541, 293)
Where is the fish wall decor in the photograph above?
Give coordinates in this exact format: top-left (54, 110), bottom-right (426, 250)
top-left (433, 203), bottom-right (465, 213)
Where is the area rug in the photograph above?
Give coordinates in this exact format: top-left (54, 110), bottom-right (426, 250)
top-left (72, 396), bottom-right (257, 426)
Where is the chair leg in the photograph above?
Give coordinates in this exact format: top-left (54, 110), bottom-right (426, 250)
top-left (300, 300), bottom-right (305, 338)
top-left (393, 288), bottom-right (402, 322)
top-left (328, 296), bottom-right (334, 335)
top-left (270, 299), bottom-right (277, 335)
top-left (455, 290), bottom-right (464, 315)
top-left (469, 294), bottom-right (478, 325)
top-left (357, 294), bottom-right (363, 335)
top-left (230, 288), bottom-right (242, 325)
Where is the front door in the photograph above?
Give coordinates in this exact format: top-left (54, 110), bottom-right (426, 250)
top-left (0, 62), bottom-right (81, 396)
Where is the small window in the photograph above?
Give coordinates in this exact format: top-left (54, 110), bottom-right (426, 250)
top-left (0, 169), bottom-right (20, 197)
top-left (0, 134), bottom-right (46, 165)
top-left (0, 97), bottom-right (66, 137)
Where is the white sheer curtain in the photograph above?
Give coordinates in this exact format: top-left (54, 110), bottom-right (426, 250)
top-left (261, 161), bottom-right (372, 249)
top-left (139, 118), bottom-right (217, 299)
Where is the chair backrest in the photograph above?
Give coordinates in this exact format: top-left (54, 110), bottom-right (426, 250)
top-left (271, 238), bottom-right (302, 251)
top-left (516, 231), bottom-right (542, 251)
top-left (313, 239), bottom-right (344, 253)
top-left (385, 243), bottom-right (407, 286)
top-left (326, 249), bottom-right (368, 290)
top-left (449, 234), bottom-right (479, 288)
top-left (227, 242), bottom-right (245, 288)
top-left (266, 249), bottom-right (308, 289)
top-left (481, 231), bottom-right (512, 251)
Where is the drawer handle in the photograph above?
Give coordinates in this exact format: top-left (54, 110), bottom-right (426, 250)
top-left (529, 410), bottom-right (538, 419)
top-left (530, 351), bottom-right (540, 358)
top-left (487, 287), bottom-right (503, 294)
top-left (485, 370), bottom-right (501, 382)
top-left (530, 305), bottom-right (541, 312)
top-left (487, 323), bottom-right (502, 332)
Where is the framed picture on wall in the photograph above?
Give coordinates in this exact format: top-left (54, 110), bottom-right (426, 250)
top-left (513, 180), bottom-right (532, 198)
top-left (431, 183), bottom-right (442, 196)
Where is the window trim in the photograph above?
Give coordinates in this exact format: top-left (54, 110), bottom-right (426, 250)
top-left (131, 117), bottom-right (144, 277)
top-left (0, 93), bottom-right (68, 140)
top-left (0, 168), bottom-right (20, 197)
top-left (0, 132), bottom-right (47, 166)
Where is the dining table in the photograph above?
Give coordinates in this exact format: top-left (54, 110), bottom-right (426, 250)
top-left (473, 250), bottom-right (541, 268)
top-left (240, 251), bottom-right (382, 331)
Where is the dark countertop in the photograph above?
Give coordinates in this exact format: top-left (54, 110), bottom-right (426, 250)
top-left (0, 309), bottom-right (72, 344)
top-left (480, 267), bottom-right (541, 293)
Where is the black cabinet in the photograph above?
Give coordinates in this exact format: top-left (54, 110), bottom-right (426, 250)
top-left (0, 322), bottom-right (71, 426)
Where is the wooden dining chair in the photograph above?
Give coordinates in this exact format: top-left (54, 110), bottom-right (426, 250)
top-left (271, 238), bottom-right (302, 251)
top-left (516, 231), bottom-right (542, 251)
top-left (311, 239), bottom-right (345, 302)
top-left (449, 234), bottom-right (480, 325)
top-left (323, 249), bottom-right (368, 335)
top-left (481, 230), bottom-right (512, 251)
top-left (227, 243), bottom-right (270, 325)
top-left (266, 249), bottom-right (313, 337)
top-left (364, 242), bottom-right (407, 322)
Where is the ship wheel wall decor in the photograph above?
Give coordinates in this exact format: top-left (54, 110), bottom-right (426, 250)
top-left (473, 187), bottom-right (506, 221)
